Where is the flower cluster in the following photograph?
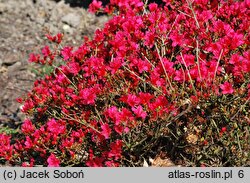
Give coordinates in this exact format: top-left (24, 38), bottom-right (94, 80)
top-left (0, 0), bottom-right (249, 166)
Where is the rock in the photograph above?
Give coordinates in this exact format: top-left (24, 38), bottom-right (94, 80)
top-left (62, 24), bottom-right (73, 34)
top-left (1, 53), bottom-right (19, 66)
top-left (0, 2), bottom-right (9, 13)
top-left (7, 62), bottom-right (22, 73)
top-left (0, 115), bottom-right (11, 124)
top-left (0, 66), bottom-right (7, 73)
top-left (150, 156), bottom-right (176, 167)
top-left (62, 13), bottom-right (81, 27)
top-left (17, 110), bottom-right (26, 122)
top-left (36, 17), bottom-right (45, 25)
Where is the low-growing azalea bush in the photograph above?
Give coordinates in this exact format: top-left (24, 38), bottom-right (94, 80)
top-left (0, 0), bottom-right (249, 167)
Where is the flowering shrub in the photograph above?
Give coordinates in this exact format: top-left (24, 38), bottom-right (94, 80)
top-left (0, 0), bottom-right (249, 166)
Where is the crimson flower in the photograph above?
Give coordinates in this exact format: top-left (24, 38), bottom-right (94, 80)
top-left (47, 119), bottom-right (66, 135)
top-left (101, 124), bottom-right (111, 139)
top-left (105, 106), bottom-right (121, 124)
top-left (132, 105), bottom-right (147, 119)
top-left (56, 33), bottom-right (63, 44)
top-left (221, 127), bottom-right (227, 133)
top-left (21, 119), bottom-right (35, 134)
top-left (79, 88), bottom-right (96, 105)
top-left (0, 134), bottom-right (13, 160)
top-left (46, 33), bottom-right (56, 42)
top-left (148, 3), bottom-right (158, 12)
top-left (24, 136), bottom-right (33, 149)
top-left (229, 54), bottom-right (242, 64)
top-left (170, 31), bottom-right (184, 47)
top-left (220, 82), bottom-right (234, 94)
top-left (139, 92), bottom-right (153, 104)
top-left (144, 30), bottom-right (155, 48)
top-left (61, 46), bottom-right (73, 61)
top-left (67, 61), bottom-right (80, 75)
top-left (230, 32), bottom-right (244, 49)
top-left (126, 94), bottom-right (141, 107)
top-left (29, 53), bottom-right (40, 63)
top-left (137, 59), bottom-right (150, 73)
top-left (108, 140), bottom-right (123, 160)
top-left (46, 33), bottom-right (63, 44)
top-left (89, 0), bottom-right (102, 13)
top-left (41, 45), bottom-right (51, 57)
top-left (114, 125), bottom-right (123, 135)
top-left (47, 153), bottom-right (60, 167)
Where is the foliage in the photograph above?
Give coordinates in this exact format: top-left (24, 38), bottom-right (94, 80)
top-left (0, 0), bottom-right (249, 167)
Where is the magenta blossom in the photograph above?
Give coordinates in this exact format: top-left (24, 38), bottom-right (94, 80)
top-left (220, 82), bottom-right (234, 94)
top-left (47, 153), bottom-right (60, 167)
top-left (88, 0), bottom-right (102, 13)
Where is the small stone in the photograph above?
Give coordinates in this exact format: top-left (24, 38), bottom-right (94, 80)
top-left (186, 133), bottom-right (198, 145)
top-left (151, 156), bottom-right (175, 167)
top-left (62, 24), bottom-right (73, 34)
top-left (0, 2), bottom-right (7, 13)
top-left (63, 24), bottom-right (70, 31)
top-left (7, 62), bottom-right (22, 73)
top-left (61, 13), bottom-right (81, 28)
top-left (2, 53), bottom-right (19, 66)
top-left (0, 115), bottom-right (10, 124)
top-left (0, 66), bottom-right (7, 73)
top-left (17, 111), bottom-right (25, 122)
top-left (36, 17), bottom-right (45, 25)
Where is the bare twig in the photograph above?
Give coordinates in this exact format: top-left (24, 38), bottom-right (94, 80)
top-left (53, 64), bottom-right (78, 90)
top-left (180, 52), bottom-right (197, 95)
top-left (60, 111), bottom-right (101, 134)
top-left (236, 132), bottom-right (243, 155)
top-left (166, 14), bottom-right (180, 38)
top-left (213, 49), bottom-right (223, 83)
top-left (155, 43), bottom-right (175, 93)
top-left (231, 97), bottom-right (250, 120)
top-left (186, 0), bottom-right (200, 28)
top-left (123, 66), bottom-right (162, 93)
top-left (140, 52), bottom-right (155, 68)
top-left (196, 40), bottom-right (202, 81)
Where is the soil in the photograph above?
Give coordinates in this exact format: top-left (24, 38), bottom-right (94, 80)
top-left (0, 0), bottom-right (108, 131)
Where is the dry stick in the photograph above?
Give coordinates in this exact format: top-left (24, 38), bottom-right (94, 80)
top-left (166, 14), bottom-right (180, 39)
top-left (231, 97), bottom-right (250, 120)
top-left (53, 64), bottom-right (78, 91)
top-left (236, 132), bottom-right (243, 155)
top-left (179, 63), bottom-right (187, 97)
top-left (196, 40), bottom-right (202, 81)
top-left (160, 38), bottom-right (166, 56)
top-left (184, 44), bottom-right (210, 54)
top-left (158, 14), bottom-right (179, 58)
top-left (196, 40), bottom-right (205, 93)
top-left (186, 0), bottom-right (200, 29)
top-left (213, 49), bottom-right (223, 84)
top-left (159, 15), bottom-right (180, 63)
top-left (177, 10), bottom-right (192, 18)
top-left (95, 106), bottom-right (104, 125)
top-left (123, 66), bottom-right (163, 93)
top-left (61, 111), bottom-right (101, 134)
top-left (155, 43), bottom-right (175, 93)
top-left (187, 0), bottom-right (202, 88)
top-left (142, 0), bottom-right (149, 15)
top-left (180, 52), bottom-right (197, 95)
top-left (141, 52), bottom-right (155, 68)
top-left (211, 119), bottom-right (220, 135)
top-left (47, 109), bottom-right (99, 133)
